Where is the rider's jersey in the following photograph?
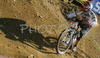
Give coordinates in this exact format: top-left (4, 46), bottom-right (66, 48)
top-left (81, 10), bottom-right (97, 25)
top-left (66, 10), bottom-right (97, 26)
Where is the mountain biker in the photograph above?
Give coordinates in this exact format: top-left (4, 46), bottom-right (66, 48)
top-left (66, 0), bottom-right (97, 51)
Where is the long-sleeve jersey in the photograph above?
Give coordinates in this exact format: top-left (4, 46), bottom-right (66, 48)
top-left (66, 10), bottom-right (97, 26)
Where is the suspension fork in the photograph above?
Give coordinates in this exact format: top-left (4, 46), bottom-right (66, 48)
top-left (67, 30), bottom-right (75, 44)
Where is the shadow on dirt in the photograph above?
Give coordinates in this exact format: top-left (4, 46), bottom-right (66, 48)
top-left (0, 18), bottom-right (57, 54)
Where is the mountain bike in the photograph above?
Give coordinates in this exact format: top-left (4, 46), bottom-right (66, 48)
top-left (56, 17), bottom-right (81, 54)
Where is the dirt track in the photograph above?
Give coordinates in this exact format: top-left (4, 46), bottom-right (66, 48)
top-left (0, 0), bottom-right (100, 58)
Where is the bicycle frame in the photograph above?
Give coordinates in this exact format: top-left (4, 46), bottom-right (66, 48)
top-left (68, 20), bottom-right (80, 48)
top-left (69, 21), bottom-right (78, 29)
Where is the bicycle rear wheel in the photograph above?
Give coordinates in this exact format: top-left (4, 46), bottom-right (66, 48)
top-left (57, 29), bottom-right (73, 54)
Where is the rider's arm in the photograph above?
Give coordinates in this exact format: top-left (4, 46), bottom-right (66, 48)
top-left (66, 10), bottom-right (83, 18)
top-left (90, 11), bottom-right (97, 25)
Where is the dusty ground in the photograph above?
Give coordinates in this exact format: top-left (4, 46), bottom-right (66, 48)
top-left (0, 0), bottom-right (100, 58)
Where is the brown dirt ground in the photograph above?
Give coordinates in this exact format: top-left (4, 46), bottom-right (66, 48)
top-left (0, 0), bottom-right (100, 58)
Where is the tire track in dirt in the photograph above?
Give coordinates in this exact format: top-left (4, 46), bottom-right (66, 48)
top-left (76, 48), bottom-right (90, 58)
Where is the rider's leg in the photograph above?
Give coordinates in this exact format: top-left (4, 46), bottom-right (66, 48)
top-left (72, 25), bottom-right (92, 51)
top-left (72, 31), bottom-right (83, 51)
top-left (73, 31), bottom-right (83, 47)
top-left (74, 40), bottom-right (79, 46)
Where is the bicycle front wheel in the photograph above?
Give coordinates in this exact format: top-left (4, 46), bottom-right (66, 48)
top-left (57, 29), bottom-right (73, 54)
